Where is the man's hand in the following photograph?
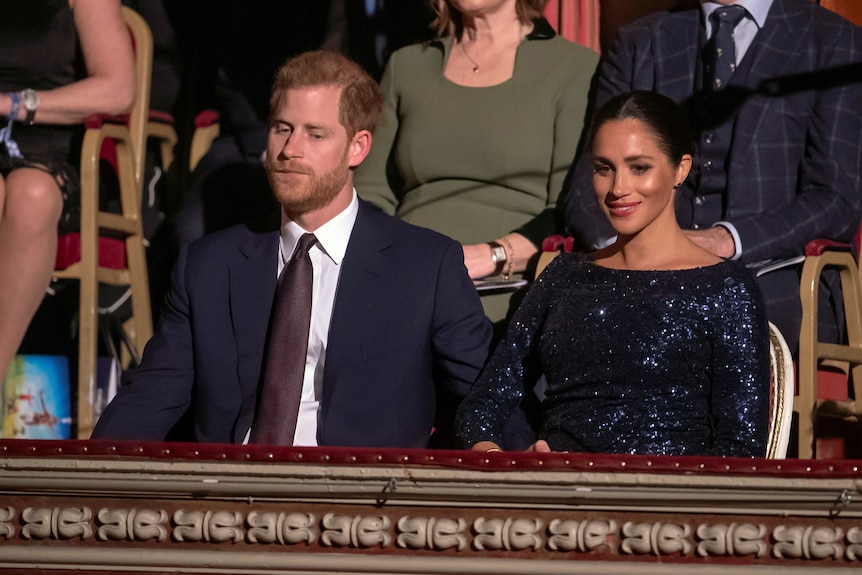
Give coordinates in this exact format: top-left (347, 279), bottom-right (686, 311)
top-left (684, 227), bottom-right (735, 259)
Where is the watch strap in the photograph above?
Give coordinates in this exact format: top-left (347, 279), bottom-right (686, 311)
top-left (21, 89), bottom-right (38, 125)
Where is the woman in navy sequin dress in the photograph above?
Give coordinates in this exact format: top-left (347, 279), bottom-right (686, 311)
top-left (455, 91), bottom-right (770, 457)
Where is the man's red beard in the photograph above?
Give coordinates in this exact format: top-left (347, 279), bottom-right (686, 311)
top-left (266, 154), bottom-right (350, 216)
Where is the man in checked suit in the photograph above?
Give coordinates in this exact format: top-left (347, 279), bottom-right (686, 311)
top-left (92, 50), bottom-right (492, 446)
top-left (564, 0), bottom-right (862, 353)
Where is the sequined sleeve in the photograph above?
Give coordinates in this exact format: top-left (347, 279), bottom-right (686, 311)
top-left (454, 258), bottom-right (556, 448)
top-left (704, 268), bottom-right (770, 457)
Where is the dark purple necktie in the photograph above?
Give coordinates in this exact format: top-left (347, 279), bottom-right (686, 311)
top-left (708, 5), bottom-right (747, 90)
top-left (251, 233), bottom-right (317, 445)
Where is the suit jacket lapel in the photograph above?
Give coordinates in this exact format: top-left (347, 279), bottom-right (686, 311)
top-left (322, 202), bottom-right (392, 407)
top-left (229, 230), bottom-right (279, 438)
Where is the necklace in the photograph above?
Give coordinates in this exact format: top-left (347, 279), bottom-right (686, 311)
top-left (459, 41), bottom-right (481, 73)
top-left (458, 23), bottom-right (530, 74)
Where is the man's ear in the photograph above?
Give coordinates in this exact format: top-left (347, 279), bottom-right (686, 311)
top-left (348, 130), bottom-right (372, 168)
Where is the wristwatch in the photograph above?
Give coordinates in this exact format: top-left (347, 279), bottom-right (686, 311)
top-left (20, 89), bottom-right (39, 125)
top-left (487, 241), bottom-right (507, 276)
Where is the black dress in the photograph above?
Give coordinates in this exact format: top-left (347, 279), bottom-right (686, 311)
top-left (0, 0), bottom-right (81, 232)
top-left (455, 252), bottom-right (771, 457)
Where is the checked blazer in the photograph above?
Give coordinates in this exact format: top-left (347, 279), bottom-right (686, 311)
top-left (564, 0), bottom-right (862, 264)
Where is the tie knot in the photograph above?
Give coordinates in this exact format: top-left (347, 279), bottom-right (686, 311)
top-left (294, 233), bottom-right (317, 259)
top-left (711, 5), bottom-right (747, 27)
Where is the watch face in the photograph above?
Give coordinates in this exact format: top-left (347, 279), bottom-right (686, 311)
top-left (22, 89), bottom-right (39, 110)
top-left (491, 246), bottom-right (507, 263)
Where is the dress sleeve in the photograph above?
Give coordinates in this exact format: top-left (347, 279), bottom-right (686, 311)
top-left (454, 257), bottom-right (557, 447)
top-left (354, 52), bottom-right (403, 215)
top-left (707, 269), bottom-right (771, 456)
top-left (514, 43), bottom-right (599, 246)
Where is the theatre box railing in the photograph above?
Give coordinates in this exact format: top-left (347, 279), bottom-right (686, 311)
top-left (0, 439), bottom-right (861, 574)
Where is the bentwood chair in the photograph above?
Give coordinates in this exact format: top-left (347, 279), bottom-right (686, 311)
top-left (189, 109), bottom-right (220, 173)
top-left (795, 230), bottom-right (862, 459)
top-left (53, 6), bottom-right (166, 438)
top-left (775, 0), bottom-right (862, 462)
top-left (767, 322), bottom-right (794, 459)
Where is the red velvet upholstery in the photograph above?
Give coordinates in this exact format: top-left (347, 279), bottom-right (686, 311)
top-left (55, 234), bottom-right (126, 270)
top-left (194, 108), bottom-right (219, 129)
top-left (2, 440), bottom-right (860, 478)
top-left (541, 234), bottom-right (577, 253)
top-left (805, 238), bottom-right (853, 257)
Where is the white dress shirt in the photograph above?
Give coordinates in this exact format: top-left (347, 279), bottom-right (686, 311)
top-left (244, 191), bottom-right (359, 445)
top-left (702, 1), bottom-right (773, 66)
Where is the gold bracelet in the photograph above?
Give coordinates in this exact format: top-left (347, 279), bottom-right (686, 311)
top-left (485, 447), bottom-right (503, 453)
top-left (498, 236), bottom-right (515, 281)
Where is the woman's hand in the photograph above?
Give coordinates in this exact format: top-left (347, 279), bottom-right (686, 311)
top-left (473, 440), bottom-right (553, 453)
top-left (462, 233), bottom-right (539, 280)
top-left (462, 243), bottom-right (497, 279)
top-left (527, 440), bottom-right (552, 453)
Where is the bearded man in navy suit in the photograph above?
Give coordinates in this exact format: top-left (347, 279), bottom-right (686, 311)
top-left (92, 50), bottom-right (492, 447)
top-left (564, 0), bottom-right (862, 353)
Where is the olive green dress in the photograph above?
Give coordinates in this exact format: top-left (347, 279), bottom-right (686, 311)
top-left (355, 18), bottom-right (599, 323)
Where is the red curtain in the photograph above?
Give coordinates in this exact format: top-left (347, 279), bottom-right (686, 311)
top-left (543, 0), bottom-right (601, 53)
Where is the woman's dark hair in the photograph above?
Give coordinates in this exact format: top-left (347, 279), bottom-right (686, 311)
top-left (588, 91), bottom-right (695, 165)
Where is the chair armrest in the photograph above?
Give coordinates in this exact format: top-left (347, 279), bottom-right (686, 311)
top-left (84, 114), bottom-right (129, 129)
top-left (189, 109), bottom-right (221, 172)
top-left (804, 238), bottom-right (853, 257)
top-left (148, 109), bottom-right (174, 125)
top-left (194, 109), bottom-right (220, 129)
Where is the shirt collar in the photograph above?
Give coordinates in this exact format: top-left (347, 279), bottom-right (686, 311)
top-left (701, 0), bottom-right (772, 30)
top-left (280, 190), bottom-right (359, 266)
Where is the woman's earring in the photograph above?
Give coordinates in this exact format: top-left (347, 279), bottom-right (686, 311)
top-left (673, 182), bottom-right (681, 189)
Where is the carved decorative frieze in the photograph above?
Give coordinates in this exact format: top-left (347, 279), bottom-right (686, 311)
top-left (773, 525), bottom-right (845, 560)
top-left (396, 516), bottom-right (468, 551)
top-left (246, 511), bottom-right (318, 545)
top-left (621, 521), bottom-right (692, 555)
top-left (96, 508), bottom-right (168, 542)
top-left (21, 507), bottom-right (92, 540)
top-left (0, 507), bottom-right (14, 539)
top-left (1, 504), bottom-right (862, 564)
top-left (547, 519), bottom-right (618, 552)
top-left (473, 517), bottom-right (543, 551)
top-left (847, 527), bottom-right (862, 561)
top-left (173, 510), bottom-right (244, 543)
top-left (321, 513), bottom-right (391, 548)
top-left (696, 523), bottom-right (768, 558)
